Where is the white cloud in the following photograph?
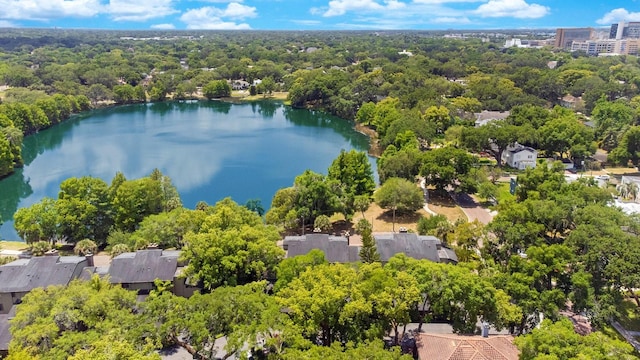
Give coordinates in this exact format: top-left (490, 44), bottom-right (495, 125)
top-left (180, 3), bottom-right (257, 29)
top-left (151, 23), bottom-right (176, 29)
top-left (0, 0), bottom-right (102, 21)
top-left (0, 20), bottom-right (17, 27)
top-left (105, 0), bottom-right (179, 21)
top-left (597, 8), bottom-right (640, 25)
top-left (413, 0), bottom-right (481, 3)
top-left (323, 0), bottom-right (406, 17)
top-left (474, 0), bottom-right (549, 19)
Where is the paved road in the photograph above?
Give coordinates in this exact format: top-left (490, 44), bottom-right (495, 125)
top-left (450, 192), bottom-right (494, 225)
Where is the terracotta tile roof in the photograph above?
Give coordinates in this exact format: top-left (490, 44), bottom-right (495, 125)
top-left (418, 333), bottom-right (519, 360)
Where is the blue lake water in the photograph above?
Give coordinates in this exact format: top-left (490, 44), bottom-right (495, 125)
top-left (0, 100), bottom-right (376, 241)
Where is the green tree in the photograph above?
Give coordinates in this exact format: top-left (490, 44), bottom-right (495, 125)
top-left (181, 198), bottom-right (284, 290)
top-left (112, 178), bottom-right (164, 232)
top-left (420, 147), bottom-right (477, 192)
top-left (516, 318), bottom-right (636, 360)
top-left (327, 149), bottom-right (375, 217)
top-left (374, 177), bottom-right (423, 232)
top-left (203, 80), bottom-right (231, 99)
top-left (73, 239), bottom-right (97, 255)
top-left (358, 226), bottom-right (380, 263)
top-left (314, 215), bottom-right (332, 233)
top-left (13, 197), bottom-right (59, 244)
top-left (9, 276), bottom-right (148, 359)
top-left (460, 121), bottom-right (524, 167)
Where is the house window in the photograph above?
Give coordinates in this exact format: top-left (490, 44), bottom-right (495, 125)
top-left (528, 155), bottom-right (532, 158)
top-left (0, 303), bottom-right (3, 312)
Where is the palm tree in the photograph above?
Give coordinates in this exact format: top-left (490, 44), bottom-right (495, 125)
top-left (629, 182), bottom-right (640, 202)
top-left (617, 182), bottom-right (630, 200)
top-left (74, 239), bottom-right (98, 256)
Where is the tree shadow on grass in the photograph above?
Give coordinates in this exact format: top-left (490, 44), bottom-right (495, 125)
top-left (428, 189), bottom-right (456, 208)
top-left (376, 210), bottom-right (423, 224)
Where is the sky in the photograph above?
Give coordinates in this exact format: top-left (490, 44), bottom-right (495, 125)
top-left (0, 0), bottom-right (638, 31)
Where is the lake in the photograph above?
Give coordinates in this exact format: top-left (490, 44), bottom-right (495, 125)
top-left (0, 100), bottom-right (376, 241)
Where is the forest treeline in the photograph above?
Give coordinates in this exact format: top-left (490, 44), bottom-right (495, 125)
top-left (8, 164), bottom-right (640, 359)
top-left (3, 29), bottom-right (640, 359)
top-left (2, 30), bottom-right (640, 180)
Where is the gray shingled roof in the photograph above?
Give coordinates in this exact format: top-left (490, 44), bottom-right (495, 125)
top-left (283, 234), bottom-right (360, 263)
top-left (283, 232), bottom-right (458, 264)
top-left (0, 313), bottom-right (11, 352)
top-left (0, 256), bottom-right (87, 293)
top-left (374, 232), bottom-right (444, 262)
top-left (108, 249), bottom-right (178, 284)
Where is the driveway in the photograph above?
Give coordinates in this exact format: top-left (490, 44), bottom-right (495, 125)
top-left (450, 192), bottom-right (494, 225)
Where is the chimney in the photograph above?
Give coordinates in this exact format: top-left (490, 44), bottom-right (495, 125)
top-left (482, 322), bottom-right (490, 338)
top-left (85, 253), bottom-right (94, 267)
top-left (617, 21), bottom-right (625, 40)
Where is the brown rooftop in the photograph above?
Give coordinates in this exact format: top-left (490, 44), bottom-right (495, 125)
top-left (418, 333), bottom-right (519, 360)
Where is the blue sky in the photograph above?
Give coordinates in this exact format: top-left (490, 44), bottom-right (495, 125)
top-left (0, 0), bottom-right (638, 31)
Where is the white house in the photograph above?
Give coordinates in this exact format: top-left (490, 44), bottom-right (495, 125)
top-left (502, 144), bottom-right (537, 170)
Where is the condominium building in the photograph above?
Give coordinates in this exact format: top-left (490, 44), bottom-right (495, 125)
top-left (571, 38), bottom-right (640, 56)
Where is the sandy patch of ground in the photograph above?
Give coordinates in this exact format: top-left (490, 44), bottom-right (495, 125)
top-left (352, 202), bottom-right (430, 233)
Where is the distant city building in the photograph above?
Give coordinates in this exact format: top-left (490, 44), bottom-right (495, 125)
top-left (571, 38), bottom-right (640, 56)
top-left (610, 21), bottom-right (640, 39)
top-left (555, 27), bottom-right (594, 49)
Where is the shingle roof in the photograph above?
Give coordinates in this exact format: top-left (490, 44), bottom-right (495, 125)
top-left (108, 249), bottom-right (179, 284)
top-left (0, 256), bottom-right (87, 293)
top-left (374, 232), bottom-right (455, 263)
top-left (283, 233), bottom-right (457, 264)
top-left (0, 314), bottom-right (11, 352)
top-left (418, 333), bottom-right (519, 360)
top-left (283, 234), bottom-right (359, 263)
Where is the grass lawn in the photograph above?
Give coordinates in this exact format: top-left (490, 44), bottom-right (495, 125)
top-left (604, 167), bottom-right (640, 175)
top-left (231, 91), bottom-right (288, 101)
top-left (617, 298), bottom-right (640, 332)
top-left (0, 241), bottom-right (29, 252)
top-left (495, 182), bottom-right (515, 204)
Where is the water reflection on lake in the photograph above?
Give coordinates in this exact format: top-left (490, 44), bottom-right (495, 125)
top-left (0, 100), bottom-right (376, 241)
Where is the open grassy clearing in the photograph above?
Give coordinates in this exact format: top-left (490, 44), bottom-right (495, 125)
top-left (352, 202), bottom-right (430, 233)
top-left (231, 91), bottom-right (288, 101)
top-left (0, 241), bottom-right (29, 251)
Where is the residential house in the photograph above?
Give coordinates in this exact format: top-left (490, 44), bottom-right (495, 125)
top-left (282, 231), bottom-right (458, 264)
top-left (0, 254), bottom-right (89, 356)
top-left (231, 80), bottom-right (250, 91)
top-left (0, 254), bottom-right (89, 315)
top-left (283, 233), bottom-right (359, 263)
top-left (108, 249), bottom-right (198, 298)
top-left (417, 333), bottom-right (519, 360)
top-left (0, 306), bottom-right (16, 357)
top-left (474, 110), bottom-right (510, 127)
top-left (374, 232), bottom-right (458, 264)
top-left (502, 144), bottom-right (537, 170)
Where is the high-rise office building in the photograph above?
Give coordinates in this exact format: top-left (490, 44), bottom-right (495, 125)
top-left (555, 28), bottom-right (594, 48)
top-left (610, 21), bottom-right (640, 39)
